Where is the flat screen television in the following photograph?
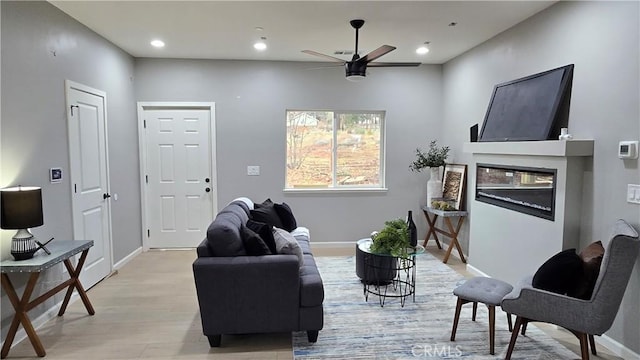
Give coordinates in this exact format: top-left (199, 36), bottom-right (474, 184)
top-left (479, 64), bottom-right (574, 142)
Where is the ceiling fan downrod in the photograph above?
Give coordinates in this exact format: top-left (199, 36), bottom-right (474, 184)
top-left (350, 19), bottom-right (365, 59)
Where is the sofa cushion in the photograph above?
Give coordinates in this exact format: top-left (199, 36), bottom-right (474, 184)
top-left (273, 227), bottom-right (304, 267)
top-left (241, 225), bottom-right (272, 256)
top-left (219, 202), bottom-right (250, 224)
top-left (274, 202), bottom-right (297, 232)
top-left (251, 199), bottom-right (284, 229)
top-left (297, 237), bottom-right (312, 255)
top-left (206, 212), bottom-right (246, 256)
top-left (532, 249), bottom-right (582, 295)
top-left (246, 219), bottom-right (277, 254)
top-left (569, 241), bottom-right (605, 300)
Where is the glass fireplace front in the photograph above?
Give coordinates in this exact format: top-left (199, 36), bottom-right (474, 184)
top-left (475, 164), bottom-right (556, 220)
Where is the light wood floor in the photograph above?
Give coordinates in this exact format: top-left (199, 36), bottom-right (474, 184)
top-left (5, 246), bottom-right (623, 359)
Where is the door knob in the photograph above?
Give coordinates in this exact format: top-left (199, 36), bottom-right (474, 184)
top-left (205, 187), bottom-right (211, 193)
top-left (103, 193), bottom-right (111, 199)
top-left (205, 178), bottom-right (210, 183)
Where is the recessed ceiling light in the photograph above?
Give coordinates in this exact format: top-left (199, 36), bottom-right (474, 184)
top-left (416, 42), bottom-right (430, 55)
top-left (254, 37), bottom-right (267, 51)
top-left (150, 39), bottom-right (165, 48)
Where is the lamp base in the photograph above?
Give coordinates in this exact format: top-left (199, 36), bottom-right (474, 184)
top-left (10, 229), bottom-right (38, 261)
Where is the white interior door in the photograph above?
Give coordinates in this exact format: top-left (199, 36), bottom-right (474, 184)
top-left (139, 103), bottom-right (216, 248)
top-left (66, 80), bottom-right (112, 289)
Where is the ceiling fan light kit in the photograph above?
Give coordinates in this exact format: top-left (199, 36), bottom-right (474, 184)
top-left (303, 19), bottom-right (421, 80)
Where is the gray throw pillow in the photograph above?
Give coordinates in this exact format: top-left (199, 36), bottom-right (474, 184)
top-left (272, 227), bottom-right (304, 268)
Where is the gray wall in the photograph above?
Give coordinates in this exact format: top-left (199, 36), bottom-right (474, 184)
top-left (134, 59), bottom-right (443, 243)
top-left (2, 0), bottom-right (639, 355)
top-left (442, 1), bottom-right (639, 353)
top-left (1, 1), bottom-right (141, 337)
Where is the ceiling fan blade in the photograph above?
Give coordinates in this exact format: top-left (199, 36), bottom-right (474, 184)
top-left (368, 62), bottom-right (422, 67)
top-left (304, 64), bottom-right (345, 71)
top-left (359, 45), bottom-right (396, 63)
top-left (302, 50), bottom-right (346, 63)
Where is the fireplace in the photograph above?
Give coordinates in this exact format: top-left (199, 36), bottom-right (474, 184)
top-left (475, 163), bottom-right (556, 220)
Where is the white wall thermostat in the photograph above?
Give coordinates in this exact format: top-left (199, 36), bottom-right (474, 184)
top-left (618, 141), bottom-right (638, 159)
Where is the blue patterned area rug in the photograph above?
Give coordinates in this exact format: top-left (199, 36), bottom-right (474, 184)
top-left (292, 254), bottom-right (577, 360)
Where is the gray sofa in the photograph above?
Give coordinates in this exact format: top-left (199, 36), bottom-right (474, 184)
top-left (192, 198), bottom-right (324, 347)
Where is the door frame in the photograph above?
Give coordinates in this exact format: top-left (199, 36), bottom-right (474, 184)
top-left (137, 102), bottom-right (218, 250)
top-left (65, 79), bottom-right (114, 275)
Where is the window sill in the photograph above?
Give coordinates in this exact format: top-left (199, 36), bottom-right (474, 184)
top-left (283, 187), bottom-right (388, 195)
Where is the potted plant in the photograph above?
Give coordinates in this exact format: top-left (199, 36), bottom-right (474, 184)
top-left (370, 219), bottom-right (410, 257)
top-left (409, 140), bottom-right (450, 172)
top-left (409, 140), bottom-right (450, 206)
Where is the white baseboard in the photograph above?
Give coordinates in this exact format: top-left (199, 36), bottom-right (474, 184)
top-left (113, 246), bottom-right (143, 270)
top-left (465, 263), bottom-right (490, 277)
top-left (596, 333), bottom-right (640, 360)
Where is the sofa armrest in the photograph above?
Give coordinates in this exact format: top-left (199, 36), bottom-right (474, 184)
top-left (192, 255), bottom-right (301, 335)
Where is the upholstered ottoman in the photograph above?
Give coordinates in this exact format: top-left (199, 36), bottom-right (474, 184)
top-left (450, 276), bottom-right (513, 355)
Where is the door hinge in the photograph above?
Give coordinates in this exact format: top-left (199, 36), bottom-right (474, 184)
top-left (74, 183), bottom-right (77, 193)
top-left (145, 175), bottom-right (148, 184)
top-left (143, 120), bottom-right (147, 128)
top-left (147, 229), bottom-right (150, 237)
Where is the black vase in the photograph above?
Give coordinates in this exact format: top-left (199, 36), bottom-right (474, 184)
top-left (407, 210), bottom-right (417, 247)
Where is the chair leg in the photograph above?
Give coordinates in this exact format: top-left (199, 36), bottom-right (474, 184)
top-left (472, 302), bottom-right (477, 321)
top-left (488, 305), bottom-right (496, 355)
top-left (521, 321), bottom-right (528, 335)
top-left (506, 312), bottom-right (513, 332)
top-left (450, 297), bottom-right (464, 341)
top-left (307, 330), bottom-right (319, 343)
top-left (504, 316), bottom-right (524, 360)
top-left (588, 334), bottom-right (597, 355)
top-left (578, 332), bottom-right (590, 360)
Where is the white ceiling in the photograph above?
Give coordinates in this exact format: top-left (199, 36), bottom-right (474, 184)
top-left (49, 1), bottom-right (555, 64)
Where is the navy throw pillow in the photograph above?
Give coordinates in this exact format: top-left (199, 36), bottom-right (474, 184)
top-left (246, 219), bottom-right (277, 254)
top-left (250, 199), bottom-right (284, 229)
top-left (274, 202), bottom-right (297, 232)
top-left (240, 225), bottom-right (271, 256)
top-left (532, 249), bottom-right (583, 295)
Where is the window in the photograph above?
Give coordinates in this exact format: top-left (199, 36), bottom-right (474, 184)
top-left (285, 110), bottom-right (385, 190)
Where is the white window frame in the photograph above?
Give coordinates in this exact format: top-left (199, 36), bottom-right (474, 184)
top-left (284, 110), bottom-right (387, 193)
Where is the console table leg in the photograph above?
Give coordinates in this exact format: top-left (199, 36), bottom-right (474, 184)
top-left (59, 249), bottom-right (95, 316)
top-left (1, 273), bottom-right (46, 358)
top-left (442, 217), bottom-right (467, 264)
top-left (422, 211), bottom-right (442, 249)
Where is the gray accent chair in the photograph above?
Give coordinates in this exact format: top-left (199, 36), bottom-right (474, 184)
top-left (501, 219), bottom-right (639, 360)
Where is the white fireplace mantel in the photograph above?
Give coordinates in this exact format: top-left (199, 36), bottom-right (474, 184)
top-left (463, 139), bottom-right (594, 284)
top-left (463, 139), bottom-right (594, 157)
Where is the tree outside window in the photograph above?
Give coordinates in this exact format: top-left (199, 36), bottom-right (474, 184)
top-left (285, 110), bottom-right (385, 189)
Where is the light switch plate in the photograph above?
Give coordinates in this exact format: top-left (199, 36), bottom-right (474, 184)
top-left (247, 166), bottom-right (260, 176)
top-left (628, 184), bottom-right (640, 204)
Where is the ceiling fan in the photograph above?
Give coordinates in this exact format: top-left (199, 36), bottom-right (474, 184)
top-left (302, 19), bottom-right (421, 81)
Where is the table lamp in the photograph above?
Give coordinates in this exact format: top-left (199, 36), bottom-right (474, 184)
top-left (1, 186), bottom-right (44, 260)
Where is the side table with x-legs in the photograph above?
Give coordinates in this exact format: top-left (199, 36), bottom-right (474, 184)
top-left (422, 206), bottom-right (468, 264)
top-left (0, 240), bottom-right (95, 358)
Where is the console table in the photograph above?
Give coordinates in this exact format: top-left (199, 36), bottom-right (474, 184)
top-left (422, 206), bottom-right (468, 264)
top-left (0, 240), bottom-right (95, 358)
top-left (358, 239), bottom-right (424, 307)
